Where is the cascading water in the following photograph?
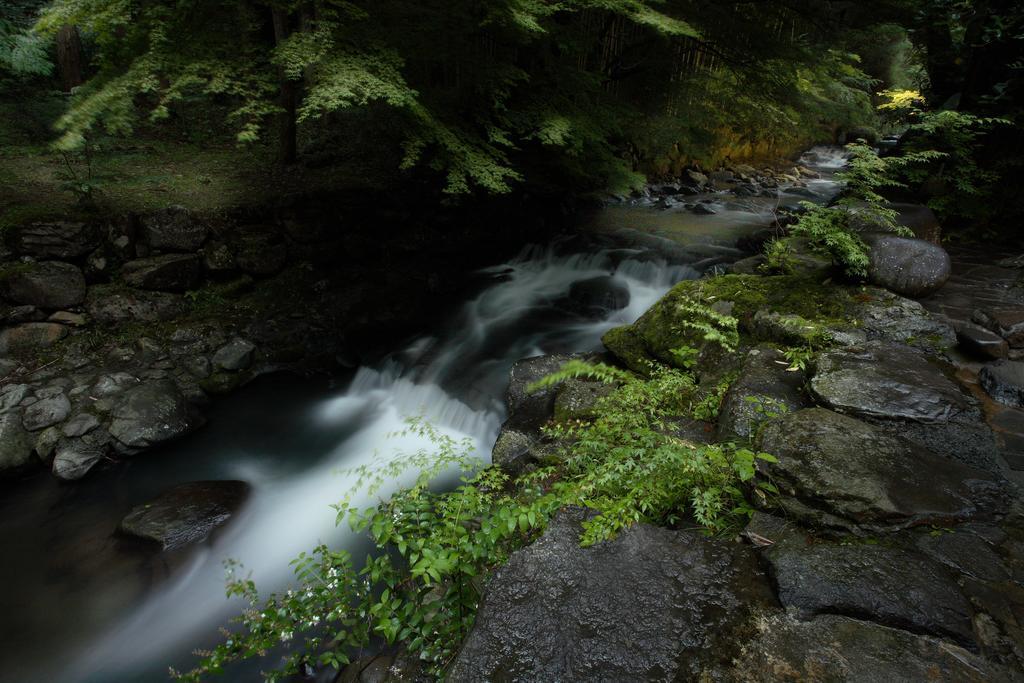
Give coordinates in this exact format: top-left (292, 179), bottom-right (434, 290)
top-left (0, 147), bottom-right (848, 683)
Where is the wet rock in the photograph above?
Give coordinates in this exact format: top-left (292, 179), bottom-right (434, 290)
top-left (334, 646), bottom-right (425, 683)
top-left (86, 286), bottom-right (186, 324)
top-left (490, 425), bottom-right (536, 475)
top-left (810, 343), bottom-right (976, 423)
top-left (212, 338), bottom-right (256, 371)
top-left (108, 380), bottom-right (200, 451)
top-left (751, 309), bottom-right (825, 346)
top-left (61, 413), bottom-right (100, 438)
top-left (565, 276), bottom-right (629, 317)
top-left (765, 539), bottom-right (975, 645)
top-left (91, 372), bottom-right (139, 397)
top-left (974, 308), bottom-right (1024, 349)
top-left (757, 408), bottom-right (1010, 534)
top-left (117, 480), bottom-right (250, 550)
top-left (1, 261), bottom-right (87, 309)
top-left (201, 241), bottom-right (236, 273)
top-left (684, 169), bottom-right (708, 188)
top-left (980, 360), bottom-right (1024, 408)
top-left (0, 384), bottom-right (29, 412)
top-left (0, 410), bottom-right (36, 475)
top-left (448, 507), bottom-right (774, 682)
top-left (727, 612), bottom-right (1015, 682)
top-left (139, 205), bottom-right (209, 252)
top-left (7, 221), bottom-right (99, 259)
top-left (183, 355), bottom-right (212, 379)
top-left (959, 324), bottom-right (1010, 360)
top-left (914, 530), bottom-right (1011, 583)
top-left (856, 289), bottom-right (956, 352)
top-left (22, 393), bottom-right (71, 431)
top-left (865, 234), bottom-right (951, 298)
top-left (553, 378), bottom-right (613, 423)
top-left (52, 442), bottom-right (104, 481)
top-left (121, 254), bottom-right (203, 292)
top-left (717, 347), bottom-right (808, 441)
top-left (692, 202), bottom-right (717, 215)
top-left (2, 304), bottom-right (44, 324)
top-left (506, 354), bottom-right (582, 430)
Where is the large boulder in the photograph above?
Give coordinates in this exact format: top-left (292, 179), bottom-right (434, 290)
top-left (108, 380), bottom-right (200, 451)
top-left (866, 234), bottom-right (951, 298)
top-left (448, 507), bottom-right (774, 682)
top-left (0, 322), bottom-right (67, 355)
top-left (855, 288), bottom-right (956, 353)
top-left (764, 535), bottom-right (975, 644)
top-left (980, 360), bottom-right (1024, 408)
top-left (1, 261), bottom-right (86, 309)
top-left (6, 221), bottom-right (99, 259)
top-left (85, 286), bottom-right (186, 324)
top-left (117, 480), bottom-right (250, 550)
top-left (809, 342), bottom-right (997, 469)
top-left (717, 347), bottom-right (809, 441)
top-left (121, 254), bottom-right (203, 292)
top-left (139, 205), bottom-right (209, 252)
top-left (757, 408), bottom-right (1010, 534)
top-left (727, 612), bottom-right (1016, 682)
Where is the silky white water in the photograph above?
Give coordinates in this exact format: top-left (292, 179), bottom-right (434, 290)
top-left (2, 146), bottom-right (846, 683)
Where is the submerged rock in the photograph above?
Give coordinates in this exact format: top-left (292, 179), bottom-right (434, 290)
top-left (565, 276), bottom-right (630, 317)
top-left (866, 234), bottom-right (951, 298)
top-left (117, 480), bottom-right (250, 550)
top-left (980, 360), bottom-right (1024, 408)
top-left (448, 507), bottom-right (774, 682)
top-left (757, 408), bottom-right (1009, 534)
top-left (727, 612), bottom-right (1017, 682)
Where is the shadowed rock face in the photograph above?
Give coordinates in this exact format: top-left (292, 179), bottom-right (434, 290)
top-left (981, 361), bottom-right (1024, 408)
top-left (1, 261), bottom-right (87, 309)
top-left (448, 507), bottom-right (775, 683)
top-left (117, 480), bottom-right (251, 550)
top-left (757, 408), bottom-right (1010, 534)
top-left (727, 612), bottom-right (1019, 682)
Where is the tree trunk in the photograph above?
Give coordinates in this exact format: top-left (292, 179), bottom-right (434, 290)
top-left (55, 25), bottom-right (84, 92)
top-left (272, 9), bottom-right (297, 165)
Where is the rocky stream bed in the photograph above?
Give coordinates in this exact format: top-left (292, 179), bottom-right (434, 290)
top-left (3, 149), bottom-right (1024, 681)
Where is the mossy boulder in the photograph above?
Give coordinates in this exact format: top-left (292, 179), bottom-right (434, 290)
top-left (602, 274), bottom-right (860, 373)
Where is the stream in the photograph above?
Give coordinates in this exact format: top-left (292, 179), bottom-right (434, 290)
top-left (0, 147), bottom-right (848, 683)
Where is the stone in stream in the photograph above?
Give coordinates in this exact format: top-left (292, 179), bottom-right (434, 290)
top-left (726, 612), bottom-right (1018, 682)
top-left (120, 254), bottom-right (203, 292)
top-left (866, 234), bottom-right (951, 298)
top-left (564, 276), bottom-right (630, 317)
top-left (0, 261), bottom-right (87, 309)
top-left (757, 408), bottom-right (1010, 534)
top-left (108, 380), bottom-right (201, 451)
top-left (974, 308), bottom-right (1024, 348)
top-left (716, 346), bottom-right (809, 441)
top-left (959, 323), bottom-right (1010, 360)
top-left (980, 360), bottom-right (1024, 408)
top-left (855, 288), bottom-right (956, 353)
top-left (810, 342), bottom-right (998, 470)
top-left (52, 442), bottom-right (105, 481)
top-left (447, 507), bottom-right (775, 682)
top-left (117, 481), bottom-right (250, 550)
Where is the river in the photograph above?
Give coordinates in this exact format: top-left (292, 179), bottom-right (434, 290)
top-left (0, 147), bottom-right (848, 683)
